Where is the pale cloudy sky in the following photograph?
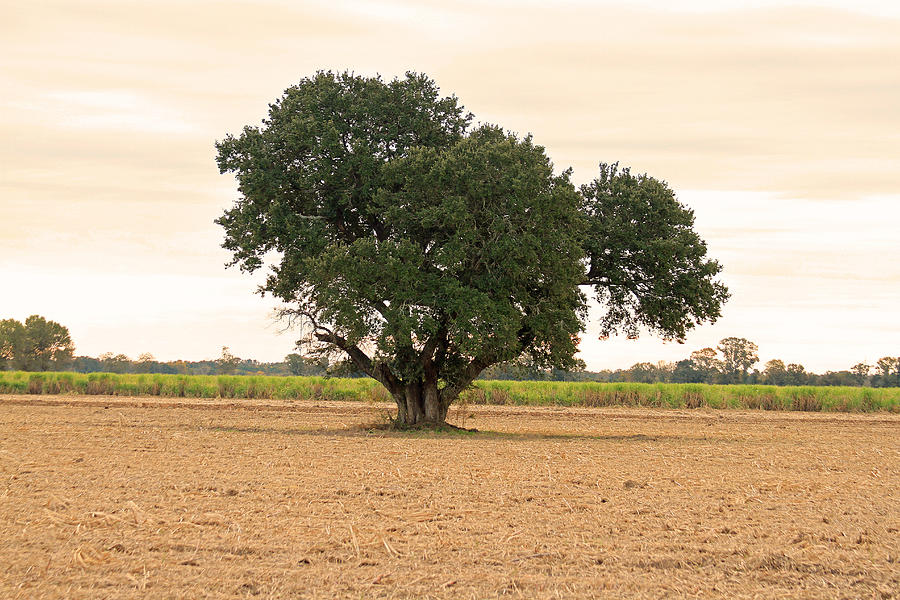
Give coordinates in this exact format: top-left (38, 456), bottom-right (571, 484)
top-left (1, 0), bottom-right (898, 372)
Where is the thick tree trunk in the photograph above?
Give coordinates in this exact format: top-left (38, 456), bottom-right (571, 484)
top-left (314, 327), bottom-right (483, 427)
top-left (392, 379), bottom-right (449, 426)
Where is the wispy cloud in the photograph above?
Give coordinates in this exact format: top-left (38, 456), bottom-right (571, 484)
top-left (10, 90), bottom-right (196, 133)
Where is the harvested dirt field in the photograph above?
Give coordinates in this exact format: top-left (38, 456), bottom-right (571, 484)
top-left (1, 395), bottom-right (898, 599)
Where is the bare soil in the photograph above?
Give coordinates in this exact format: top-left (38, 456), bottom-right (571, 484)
top-left (1, 394), bottom-right (898, 599)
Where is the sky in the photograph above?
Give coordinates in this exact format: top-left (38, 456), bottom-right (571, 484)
top-left (1, 0), bottom-right (898, 372)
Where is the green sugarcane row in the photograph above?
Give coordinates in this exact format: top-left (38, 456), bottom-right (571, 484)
top-left (1, 371), bottom-right (898, 412)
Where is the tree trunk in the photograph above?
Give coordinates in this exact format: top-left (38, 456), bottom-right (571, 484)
top-left (392, 379), bottom-right (449, 426)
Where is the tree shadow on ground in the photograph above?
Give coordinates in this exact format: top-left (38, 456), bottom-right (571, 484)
top-left (203, 423), bottom-right (714, 443)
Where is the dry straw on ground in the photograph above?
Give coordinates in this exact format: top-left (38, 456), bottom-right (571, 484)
top-left (1, 394), bottom-right (898, 598)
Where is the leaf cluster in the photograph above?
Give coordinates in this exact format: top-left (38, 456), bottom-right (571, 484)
top-left (581, 164), bottom-right (729, 340)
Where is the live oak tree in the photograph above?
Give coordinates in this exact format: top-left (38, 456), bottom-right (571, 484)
top-left (216, 71), bottom-right (729, 425)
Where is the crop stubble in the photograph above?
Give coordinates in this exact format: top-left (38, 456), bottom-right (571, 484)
top-left (0, 395), bottom-right (897, 599)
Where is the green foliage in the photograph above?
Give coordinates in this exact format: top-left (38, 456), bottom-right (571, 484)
top-left (717, 337), bottom-right (759, 383)
top-left (0, 319), bottom-right (27, 370)
top-left (23, 315), bottom-right (75, 370)
top-left (0, 371), bottom-right (379, 401)
top-left (467, 380), bottom-right (899, 412)
top-left (285, 353), bottom-right (329, 376)
top-left (99, 352), bottom-right (131, 374)
top-left (874, 356), bottom-right (900, 387)
top-left (135, 353), bottom-right (156, 374)
top-left (763, 359), bottom-right (788, 386)
top-left (217, 346), bottom-right (240, 375)
top-left (0, 315), bottom-right (74, 371)
top-left (850, 362), bottom-right (871, 386)
top-left (784, 363), bottom-right (808, 386)
top-left (215, 71), bottom-right (729, 424)
top-left (580, 163), bottom-right (729, 340)
top-left (671, 358), bottom-right (705, 383)
top-left (688, 347), bottom-right (723, 383)
top-left (1, 371), bottom-right (897, 412)
top-left (623, 361), bottom-right (673, 384)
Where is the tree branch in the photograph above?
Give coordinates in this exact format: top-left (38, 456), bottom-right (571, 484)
top-left (282, 308), bottom-right (403, 394)
top-left (419, 319), bottom-right (448, 367)
top-left (313, 330), bottom-right (372, 373)
top-left (313, 329), bottom-right (404, 394)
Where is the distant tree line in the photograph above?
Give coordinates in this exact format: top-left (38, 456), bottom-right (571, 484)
top-left (2, 317), bottom-right (897, 387)
top-left (69, 348), bottom-right (334, 377)
top-left (484, 337), bottom-right (900, 388)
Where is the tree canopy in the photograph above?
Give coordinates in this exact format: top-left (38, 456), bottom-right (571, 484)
top-left (717, 337), bottom-right (759, 383)
top-left (0, 315), bottom-right (74, 371)
top-left (216, 71), bottom-right (729, 425)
